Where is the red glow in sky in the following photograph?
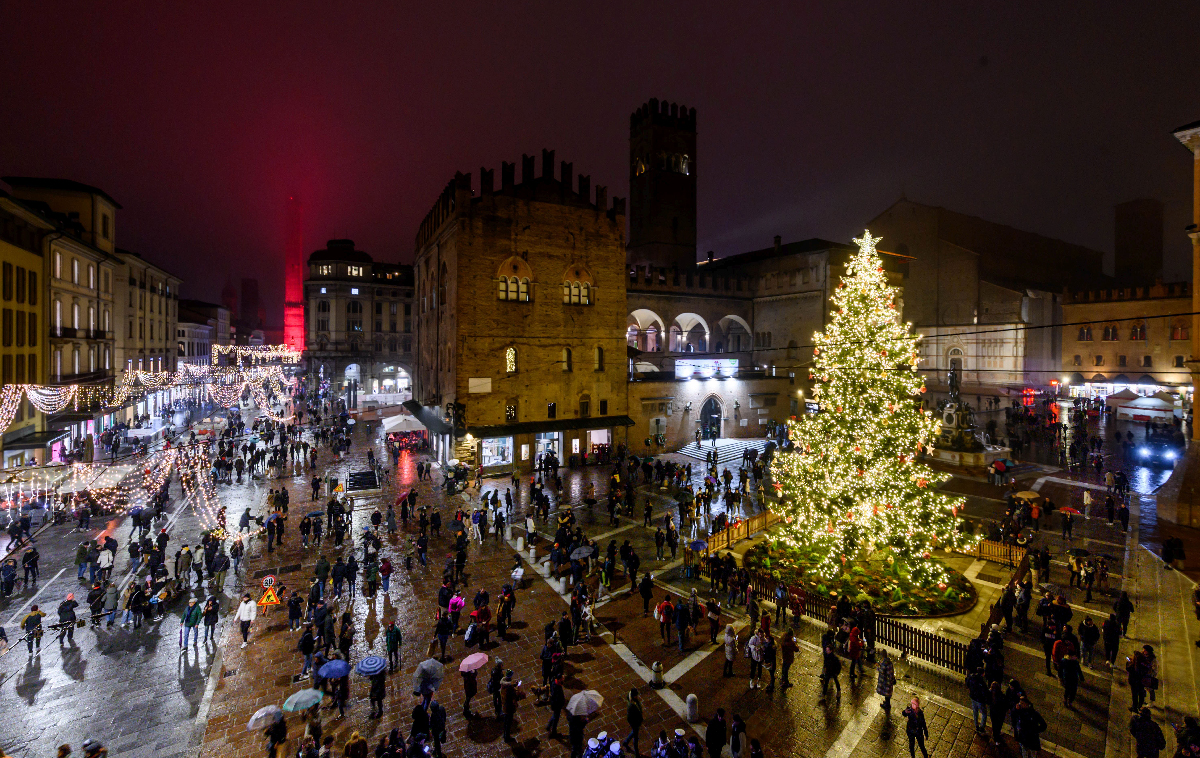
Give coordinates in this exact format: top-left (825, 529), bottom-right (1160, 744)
top-left (3, 3), bottom-right (1200, 325)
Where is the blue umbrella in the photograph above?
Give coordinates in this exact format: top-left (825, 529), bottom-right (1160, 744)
top-left (318, 659), bottom-right (351, 679)
top-left (689, 540), bottom-right (708, 551)
top-left (265, 513), bottom-right (280, 523)
top-left (356, 656), bottom-right (387, 676)
top-left (283, 689), bottom-right (324, 712)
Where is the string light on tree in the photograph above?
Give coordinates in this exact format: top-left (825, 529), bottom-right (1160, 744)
top-left (772, 231), bottom-right (976, 585)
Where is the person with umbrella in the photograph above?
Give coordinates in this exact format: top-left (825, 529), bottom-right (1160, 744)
top-left (461, 662), bottom-right (480, 717)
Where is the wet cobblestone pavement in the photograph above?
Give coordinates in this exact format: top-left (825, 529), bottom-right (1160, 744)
top-left (1, 404), bottom-right (1196, 758)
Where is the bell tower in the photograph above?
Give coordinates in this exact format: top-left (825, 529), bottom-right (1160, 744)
top-left (627, 98), bottom-right (697, 271)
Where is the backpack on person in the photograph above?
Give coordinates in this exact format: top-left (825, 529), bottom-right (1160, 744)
top-left (464, 622), bottom-right (478, 647)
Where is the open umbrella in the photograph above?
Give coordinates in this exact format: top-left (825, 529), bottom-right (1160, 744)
top-left (265, 513), bottom-right (280, 523)
top-left (413, 658), bottom-right (445, 695)
top-left (570, 546), bottom-right (594, 561)
top-left (356, 656), bottom-right (387, 676)
top-left (282, 689), bottom-right (324, 712)
top-left (459, 652), bottom-right (489, 672)
top-left (1070, 548), bottom-right (1091, 557)
top-left (689, 540), bottom-right (708, 551)
top-left (566, 690), bottom-right (604, 716)
top-left (318, 659), bottom-right (351, 679)
top-left (1058, 506), bottom-right (1081, 515)
top-left (307, 511), bottom-right (325, 518)
top-left (1015, 491), bottom-right (1041, 500)
top-left (247, 705), bottom-right (283, 730)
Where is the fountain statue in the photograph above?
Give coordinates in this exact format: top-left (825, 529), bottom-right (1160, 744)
top-left (928, 364), bottom-right (1010, 466)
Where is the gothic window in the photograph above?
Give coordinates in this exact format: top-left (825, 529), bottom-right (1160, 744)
top-left (1129, 322), bottom-right (1146, 340)
top-left (1077, 326), bottom-right (1093, 341)
top-left (1172, 321), bottom-right (1190, 340)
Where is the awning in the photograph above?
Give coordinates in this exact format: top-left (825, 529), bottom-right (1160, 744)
top-left (1068, 373), bottom-right (1085, 384)
top-left (382, 415), bottom-right (425, 433)
top-left (467, 415), bottom-right (635, 439)
top-left (1090, 374), bottom-right (1107, 382)
top-left (1137, 375), bottom-right (1158, 385)
top-left (402, 401), bottom-right (453, 435)
top-left (1111, 374), bottom-right (1130, 384)
top-left (1, 430), bottom-right (70, 450)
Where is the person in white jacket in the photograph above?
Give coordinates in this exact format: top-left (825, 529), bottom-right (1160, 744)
top-left (234, 593), bottom-right (257, 648)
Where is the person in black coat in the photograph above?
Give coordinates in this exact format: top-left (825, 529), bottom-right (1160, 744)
top-left (705, 709), bottom-right (727, 758)
top-left (901, 697), bottom-right (930, 758)
top-left (567, 713), bottom-right (587, 758)
top-left (547, 676), bottom-right (565, 737)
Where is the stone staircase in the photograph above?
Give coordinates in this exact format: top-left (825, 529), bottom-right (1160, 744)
top-left (676, 438), bottom-right (768, 466)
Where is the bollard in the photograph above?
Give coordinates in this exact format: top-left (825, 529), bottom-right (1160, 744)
top-left (506, 525), bottom-right (514, 541)
top-left (540, 562), bottom-right (551, 578)
top-left (650, 661), bottom-right (664, 689)
top-left (529, 546), bottom-right (537, 562)
top-left (515, 536), bottom-right (525, 552)
top-left (685, 694), bottom-right (699, 722)
top-left (559, 576), bottom-right (569, 594)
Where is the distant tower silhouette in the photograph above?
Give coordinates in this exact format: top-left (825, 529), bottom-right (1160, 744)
top-left (283, 196), bottom-right (305, 350)
top-left (627, 98), bottom-right (697, 271)
top-left (220, 279), bottom-right (238, 317)
top-left (241, 278), bottom-right (264, 330)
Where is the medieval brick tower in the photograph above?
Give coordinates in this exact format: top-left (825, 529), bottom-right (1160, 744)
top-left (627, 98), bottom-right (697, 272)
top-left (283, 195), bottom-right (305, 351)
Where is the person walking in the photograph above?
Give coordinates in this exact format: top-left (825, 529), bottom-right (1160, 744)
top-left (722, 625), bottom-right (737, 677)
top-left (57, 593), bottom-right (79, 645)
top-left (21, 605), bottom-right (46, 655)
top-left (461, 666), bottom-right (479, 718)
top-left (622, 688), bottom-right (643, 756)
top-left (780, 629), bottom-right (799, 689)
top-left (820, 643), bottom-right (842, 700)
top-left (547, 676), bottom-right (565, 738)
top-left (876, 649), bottom-right (896, 715)
top-left (368, 672), bottom-right (386, 719)
top-left (705, 709), bottom-right (727, 758)
top-left (1012, 696), bottom-right (1047, 758)
top-left (1130, 707), bottom-right (1166, 758)
top-left (235, 592), bottom-right (257, 648)
top-left (201, 597), bottom-right (220, 643)
top-left (180, 597), bottom-right (202, 648)
top-left (1103, 613), bottom-right (1122, 665)
top-left (1115, 591), bottom-right (1135, 636)
top-left (386, 621), bottom-right (402, 673)
top-left (299, 624), bottom-right (316, 677)
top-left (901, 697), bottom-right (930, 758)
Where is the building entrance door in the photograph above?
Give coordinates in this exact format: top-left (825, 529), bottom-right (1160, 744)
top-left (700, 397), bottom-right (722, 440)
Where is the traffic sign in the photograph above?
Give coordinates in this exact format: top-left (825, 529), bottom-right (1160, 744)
top-left (262, 575), bottom-right (276, 589)
top-left (258, 587), bottom-right (280, 606)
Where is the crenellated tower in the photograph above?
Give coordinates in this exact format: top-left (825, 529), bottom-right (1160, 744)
top-left (627, 98), bottom-right (697, 272)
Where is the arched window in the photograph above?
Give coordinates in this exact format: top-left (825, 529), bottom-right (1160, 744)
top-left (498, 276), bottom-right (531, 302)
top-left (1130, 322), bottom-right (1146, 340)
top-left (72, 347), bottom-right (80, 375)
top-left (581, 283), bottom-right (590, 305)
top-left (72, 302), bottom-right (80, 329)
top-left (104, 347), bottom-right (110, 369)
top-left (347, 301), bottom-right (362, 315)
top-left (594, 346), bottom-right (604, 371)
top-left (562, 348), bottom-right (572, 372)
top-left (505, 347), bottom-right (517, 373)
top-left (1078, 326), bottom-right (1093, 341)
top-left (561, 265), bottom-right (595, 306)
top-left (1172, 320), bottom-right (1190, 341)
top-left (317, 300), bottom-right (330, 313)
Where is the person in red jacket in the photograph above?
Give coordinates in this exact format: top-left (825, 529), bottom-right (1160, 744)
top-left (847, 625), bottom-right (864, 683)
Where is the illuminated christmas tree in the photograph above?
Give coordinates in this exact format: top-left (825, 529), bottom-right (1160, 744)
top-left (773, 231), bottom-right (973, 585)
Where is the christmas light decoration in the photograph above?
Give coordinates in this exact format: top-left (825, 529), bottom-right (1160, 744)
top-left (773, 231), bottom-right (975, 585)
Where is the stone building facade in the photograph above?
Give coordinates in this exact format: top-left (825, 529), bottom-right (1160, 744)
top-left (303, 239), bottom-right (415, 397)
top-left (1060, 281), bottom-right (1192, 397)
top-left (411, 151), bottom-right (631, 471)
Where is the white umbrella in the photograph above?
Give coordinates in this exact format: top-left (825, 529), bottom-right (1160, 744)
top-left (413, 657), bottom-right (446, 695)
top-left (247, 705), bottom-right (283, 730)
top-left (566, 690), bottom-right (604, 716)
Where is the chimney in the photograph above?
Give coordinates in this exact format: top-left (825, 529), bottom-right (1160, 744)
top-left (501, 161), bottom-right (515, 190)
top-left (707, 251), bottom-right (715, 264)
top-left (773, 235), bottom-right (782, 253)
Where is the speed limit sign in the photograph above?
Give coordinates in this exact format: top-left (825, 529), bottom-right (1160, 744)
top-left (262, 575), bottom-right (276, 589)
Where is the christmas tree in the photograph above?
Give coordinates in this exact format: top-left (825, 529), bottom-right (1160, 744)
top-left (773, 231), bottom-right (973, 585)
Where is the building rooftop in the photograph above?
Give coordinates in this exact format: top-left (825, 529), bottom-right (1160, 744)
top-left (2, 176), bottom-right (123, 209)
top-left (698, 237), bottom-right (857, 271)
top-left (309, 239), bottom-right (373, 265)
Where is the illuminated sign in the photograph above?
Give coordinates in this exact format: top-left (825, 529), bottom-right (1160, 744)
top-left (674, 358), bottom-right (738, 379)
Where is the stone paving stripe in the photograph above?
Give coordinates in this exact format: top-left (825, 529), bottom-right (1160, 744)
top-left (4, 566), bottom-right (67, 626)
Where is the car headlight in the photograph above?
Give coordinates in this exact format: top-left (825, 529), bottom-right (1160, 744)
top-left (1166, 450), bottom-right (1178, 461)
top-left (1138, 447), bottom-right (1150, 457)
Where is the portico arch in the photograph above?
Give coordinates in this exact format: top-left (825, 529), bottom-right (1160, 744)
top-left (628, 308), bottom-right (667, 352)
top-left (717, 315), bottom-right (752, 353)
top-left (671, 312), bottom-right (710, 353)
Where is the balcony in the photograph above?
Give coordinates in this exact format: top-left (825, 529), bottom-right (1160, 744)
top-left (51, 369), bottom-right (114, 385)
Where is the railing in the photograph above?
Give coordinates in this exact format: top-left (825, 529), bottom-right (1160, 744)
top-left (876, 617), bottom-right (966, 672)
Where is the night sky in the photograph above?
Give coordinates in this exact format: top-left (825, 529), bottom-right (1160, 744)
top-left (4, 3), bottom-right (1199, 329)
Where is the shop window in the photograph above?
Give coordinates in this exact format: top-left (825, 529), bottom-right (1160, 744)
top-left (480, 437), bottom-right (513, 466)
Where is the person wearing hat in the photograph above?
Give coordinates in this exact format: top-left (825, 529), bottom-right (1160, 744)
top-left (21, 604), bottom-right (45, 654)
top-left (179, 597), bottom-right (202, 648)
top-left (585, 738), bottom-right (601, 758)
top-left (500, 670), bottom-right (524, 742)
top-left (57, 593), bottom-right (79, 645)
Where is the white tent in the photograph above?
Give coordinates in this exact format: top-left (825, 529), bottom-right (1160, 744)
top-left (1104, 388), bottom-right (1138, 407)
top-left (382, 415), bottom-right (425, 433)
top-left (1114, 393), bottom-right (1175, 421)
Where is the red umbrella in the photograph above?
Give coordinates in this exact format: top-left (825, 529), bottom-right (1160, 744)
top-left (1059, 506), bottom-right (1081, 515)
